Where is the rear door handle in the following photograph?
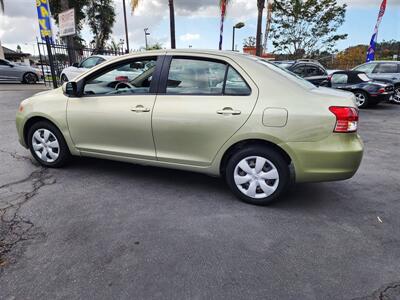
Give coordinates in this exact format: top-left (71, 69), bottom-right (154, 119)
top-left (217, 107), bottom-right (241, 115)
top-left (131, 105), bottom-right (150, 113)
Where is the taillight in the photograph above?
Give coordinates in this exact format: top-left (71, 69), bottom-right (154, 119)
top-left (329, 106), bottom-right (359, 133)
top-left (378, 88), bottom-right (385, 93)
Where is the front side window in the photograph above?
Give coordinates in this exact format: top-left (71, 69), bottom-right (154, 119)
top-left (0, 59), bottom-right (8, 66)
top-left (331, 74), bottom-right (348, 84)
top-left (307, 66), bottom-right (325, 76)
top-left (167, 58), bottom-right (226, 95)
top-left (292, 65), bottom-right (306, 77)
top-left (83, 57), bottom-right (157, 96)
top-left (375, 63), bottom-right (398, 74)
top-left (80, 57), bottom-right (100, 69)
top-left (354, 63), bottom-right (377, 74)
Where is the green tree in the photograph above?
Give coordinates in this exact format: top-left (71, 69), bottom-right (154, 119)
top-left (271, 0), bottom-right (347, 58)
top-left (49, 0), bottom-right (89, 49)
top-left (131, 0), bottom-right (176, 49)
top-left (86, 0), bottom-right (116, 50)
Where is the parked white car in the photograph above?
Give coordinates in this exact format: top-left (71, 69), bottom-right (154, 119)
top-left (60, 55), bottom-right (112, 83)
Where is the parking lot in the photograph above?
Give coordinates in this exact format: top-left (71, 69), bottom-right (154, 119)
top-left (0, 83), bottom-right (399, 299)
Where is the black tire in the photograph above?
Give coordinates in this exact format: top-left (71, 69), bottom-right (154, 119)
top-left (353, 90), bottom-right (369, 109)
top-left (392, 86), bottom-right (400, 104)
top-left (225, 146), bottom-right (290, 206)
top-left (22, 72), bottom-right (38, 84)
top-left (61, 74), bottom-right (69, 83)
top-left (27, 121), bottom-right (70, 168)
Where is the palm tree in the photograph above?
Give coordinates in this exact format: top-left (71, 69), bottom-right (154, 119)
top-left (218, 0), bottom-right (231, 50)
top-left (255, 0), bottom-right (265, 56)
top-left (131, 0), bottom-right (176, 49)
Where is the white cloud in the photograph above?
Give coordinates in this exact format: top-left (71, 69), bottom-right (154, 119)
top-left (180, 33), bottom-right (200, 42)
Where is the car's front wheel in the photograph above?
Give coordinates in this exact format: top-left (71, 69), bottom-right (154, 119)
top-left (354, 91), bottom-right (369, 108)
top-left (225, 146), bottom-right (290, 205)
top-left (27, 121), bottom-right (70, 168)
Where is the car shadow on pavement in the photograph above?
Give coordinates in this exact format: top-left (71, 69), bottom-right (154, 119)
top-left (64, 156), bottom-right (333, 209)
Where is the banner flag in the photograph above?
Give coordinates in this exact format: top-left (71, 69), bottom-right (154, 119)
top-left (366, 0), bottom-right (387, 62)
top-left (36, 0), bottom-right (54, 43)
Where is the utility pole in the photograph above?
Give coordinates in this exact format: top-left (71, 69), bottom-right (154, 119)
top-left (122, 0), bottom-right (130, 53)
top-left (168, 0), bottom-right (176, 49)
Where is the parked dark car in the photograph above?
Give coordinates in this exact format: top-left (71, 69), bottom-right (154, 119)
top-left (353, 61), bottom-right (400, 104)
top-left (274, 60), bottom-right (328, 86)
top-left (322, 71), bottom-right (394, 108)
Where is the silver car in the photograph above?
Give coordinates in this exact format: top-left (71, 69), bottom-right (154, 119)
top-left (353, 61), bottom-right (400, 104)
top-left (0, 58), bottom-right (41, 83)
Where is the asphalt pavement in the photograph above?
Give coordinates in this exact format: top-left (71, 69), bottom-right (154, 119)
top-left (0, 83), bottom-right (399, 300)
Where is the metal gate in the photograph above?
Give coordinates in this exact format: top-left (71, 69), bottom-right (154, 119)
top-left (36, 40), bottom-right (125, 88)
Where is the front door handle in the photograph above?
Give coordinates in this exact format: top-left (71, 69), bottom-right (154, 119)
top-left (217, 107), bottom-right (241, 116)
top-left (131, 105), bottom-right (150, 113)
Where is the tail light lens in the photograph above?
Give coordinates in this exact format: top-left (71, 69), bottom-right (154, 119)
top-left (378, 88), bottom-right (385, 94)
top-left (329, 106), bottom-right (359, 133)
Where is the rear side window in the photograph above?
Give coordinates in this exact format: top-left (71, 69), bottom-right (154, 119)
top-left (224, 66), bottom-right (251, 95)
top-left (375, 63), bottom-right (398, 73)
top-left (166, 58), bottom-right (251, 96)
top-left (331, 74), bottom-right (348, 84)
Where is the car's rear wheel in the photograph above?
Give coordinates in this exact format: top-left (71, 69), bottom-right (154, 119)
top-left (23, 72), bottom-right (38, 84)
top-left (27, 121), bottom-right (70, 168)
top-left (354, 91), bottom-right (369, 108)
top-left (392, 86), bottom-right (400, 104)
top-left (225, 146), bottom-right (290, 205)
top-left (61, 74), bottom-right (69, 84)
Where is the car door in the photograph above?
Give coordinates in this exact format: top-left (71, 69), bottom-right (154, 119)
top-left (152, 55), bottom-right (258, 166)
top-left (373, 63), bottom-right (400, 81)
top-left (0, 59), bottom-right (19, 80)
top-left (67, 55), bottom-right (162, 159)
top-left (69, 57), bottom-right (101, 80)
top-left (304, 65), bottom-right (328, 86)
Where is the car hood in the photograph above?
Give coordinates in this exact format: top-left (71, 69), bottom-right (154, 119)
top-left (32, 87), bottom-right (63, 98)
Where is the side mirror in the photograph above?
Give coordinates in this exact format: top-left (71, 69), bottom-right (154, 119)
top-left (9, 64), bottom-right (14, 68)
top-left (62, 81), bottom-right (77, 96)
top-left (72, 62), bottom-right (79, 68)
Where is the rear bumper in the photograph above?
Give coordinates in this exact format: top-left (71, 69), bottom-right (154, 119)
top-left (370, 92), bottom-right (394, 103)
top-left (282, 133), bottom-right (364, 183)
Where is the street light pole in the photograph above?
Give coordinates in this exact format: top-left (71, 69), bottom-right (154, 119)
top-left (232, 22), bottom-right (245, 51)
top-left (144, 28), bottom-right (150, 50)
top-left (122, 0), bottom-right (130, 53)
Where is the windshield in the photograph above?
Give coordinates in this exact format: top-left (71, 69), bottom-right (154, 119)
top-left (256, 59), bottom-right (316, 89)
top-left (358, 73), bottom-right (371, 82)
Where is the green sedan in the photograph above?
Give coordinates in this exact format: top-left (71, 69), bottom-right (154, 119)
top-left (16, 50), bottom-right (363, 205)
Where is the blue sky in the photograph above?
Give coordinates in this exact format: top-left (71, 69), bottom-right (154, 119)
top-left (1, 0), bottom-right (399, 54)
